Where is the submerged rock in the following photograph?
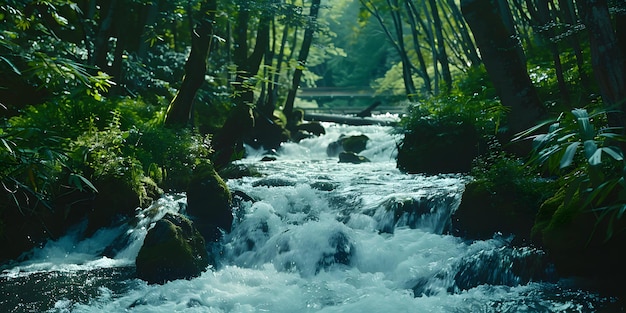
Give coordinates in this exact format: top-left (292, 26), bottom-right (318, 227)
top-left (316, 231), bottom-right (354, 271)
top-left (452, 246), bottom-right (555, 292)
top-left (136, 213), bottom-right (210, 284)
top-left (338, 151), bottom-right (370, 164)
top-left (310, 181), bottom-right (336, 191)
top-left (252, 177), bottom-right (297, 187)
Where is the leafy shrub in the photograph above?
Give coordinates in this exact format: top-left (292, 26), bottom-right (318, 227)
top-left (397, 87), bottom-right (506, 174)
top-left (515, 108), bottom-right (626, 240)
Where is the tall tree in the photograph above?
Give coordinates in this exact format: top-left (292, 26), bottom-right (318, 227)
top-left (283, 0), bottom-right (322, 119)
top-left (164, 0), bottom-right (217, 126)
top-left (427, 0), bottom-right (452, 93)
top-left (461, 0), bottom-right (545, 139)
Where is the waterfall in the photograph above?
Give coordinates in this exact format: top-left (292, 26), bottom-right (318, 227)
top-left (0, 120), bottom-right (619, 312)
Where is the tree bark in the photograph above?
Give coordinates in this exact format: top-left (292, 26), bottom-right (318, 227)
top-left (461, 0), bottom-right (545, 139)
top-left (164, 0), bottom-right (216, 126)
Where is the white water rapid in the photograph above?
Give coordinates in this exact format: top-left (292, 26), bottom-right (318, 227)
top-left (0, 119), bottom-right (619, 312)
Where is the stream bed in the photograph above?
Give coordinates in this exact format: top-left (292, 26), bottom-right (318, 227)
top-left (0, 120), bottom-right (622, 312)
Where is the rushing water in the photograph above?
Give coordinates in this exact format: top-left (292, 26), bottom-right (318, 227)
top-left (0, 119), bottom-right (622, 312)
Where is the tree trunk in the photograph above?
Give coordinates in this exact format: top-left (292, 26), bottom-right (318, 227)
top-left (405, 0), bottom-right (432, 94)
top-left (461, 0), bottom-right (545, 139)
top-left (283, 0), bottom-right (322, 119)
top-left (164, 0), bottom-right (216, 126)
top-left (388, 0), bottom-right (418, 99)
top-left (428, 0), bottom-right (452, 93)
top-left (580, 0), bottom-right (626, 129)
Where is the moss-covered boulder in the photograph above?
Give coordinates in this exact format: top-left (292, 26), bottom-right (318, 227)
top-left (186, 163), bottom-right (233, 243)
top-left (451, 180), bottom-right (543, 245)
top-left (327, 134), bottom-right (370, 157)
top-left (86, 176), bottom-right (163, 236)
top-left (397, 120), bottom-right (479, 174)
top-left (218, 163), bottom-right (262, 180)
top-left (245, 109), bottom-right (290, 151)
top-left (532, 187), bottom-right (626, 285)
top-left (136, 213), bottom-right (210, 284)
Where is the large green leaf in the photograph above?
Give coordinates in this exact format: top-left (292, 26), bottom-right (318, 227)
top-left (602, 146), bottom-right (624, 161)
top-left (588, 146), bottom-right (602, 166)
top-left (572, 108), bottom-right (595, 141)
top-left (583, 140), bottom-right (598, 161)
top-left (560, 141), bottom-right (580, 168)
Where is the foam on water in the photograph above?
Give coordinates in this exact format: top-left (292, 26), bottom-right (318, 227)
top-left (1, 121), bottom-right (619, 312)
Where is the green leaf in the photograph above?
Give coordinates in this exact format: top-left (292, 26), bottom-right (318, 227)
top-left (560, 142), bottom-right (580, 168)
top-left (617, 204), bottom-right (626, 219)
top-left (584, 140), bottom-right (598, 161)
top-left (602, 146), bottom-right (624, 161)
top-left (0, 56), bottom-right (21, 75)
top-left (572, 108), bottom-right (594, 140)
top-left (1, 138), bottom-right (15, 155)
top-left (69, 173), bottom-right (98, 193)
top-left (588, 147), bottom-right (602, 166)
top-left (557, 133), bottom-right (576, 142)
top-left (51, 11), bottom-right (68, 26)
top-left (511, 119), bottom-right (555, 142)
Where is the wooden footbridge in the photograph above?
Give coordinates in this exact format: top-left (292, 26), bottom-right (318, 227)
top-left (295, 87), bottom-right (408, 126)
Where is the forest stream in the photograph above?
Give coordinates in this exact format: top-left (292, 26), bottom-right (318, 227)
top-left (0, 119), bottom-right (622, 312)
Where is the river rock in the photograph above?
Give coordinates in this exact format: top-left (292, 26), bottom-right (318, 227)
top-left (252, 177), bottom-right (297, 187)
top-left (135, 213), bottom-right (210, 284)
top-left (186, 163), bottom-right (233, 243)
top-left (366, 196), bottom-right (431, 233)
top-left (338, 151), bottom-right (370, 164)
top-left (327, 134), bottom-right (369, 157)
top-left (316, 230), bottom-right (354, 271)
top-left (218, 163), bottom-right (262, 180)
top-left (397, 120), bottom-right (479, 174)
top-left (451, 180), bottom-right (539, 245)
top-left (293, 122), bottom-right (326, 142)
top-left (310, 181), bottom-right (336, 191)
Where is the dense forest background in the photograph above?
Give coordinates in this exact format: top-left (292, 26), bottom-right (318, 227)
top-left (1, 0), bottom-right (626, 288)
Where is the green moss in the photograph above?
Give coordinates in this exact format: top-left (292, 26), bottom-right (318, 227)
top-left (136, 213), bottom-right (210, 284)
top-left (341, 135), bottom-right (369, 154)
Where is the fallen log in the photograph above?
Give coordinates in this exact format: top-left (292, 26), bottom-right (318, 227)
top-left (303, 112), bottom-right (398, 126)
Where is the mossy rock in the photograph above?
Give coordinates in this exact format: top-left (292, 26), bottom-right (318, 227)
top-left (342, 135), bottom-right (369, 153)
top-left (532, 186), bottom-right (626, 283)
top-left (327, 134), bottom-right (370, 157)
top-left (86, 176), bottom-right (140, 236)
top-left (136, 213), bottom-right (210, 284)
top-left (397, 120), bottom-right (480, 174)
top-left (186, 163), bottom-right (233, 243)
top-left (451, 180), bottom-right (539, 244)
top-left (218, 163), bottom-right (262, 180)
